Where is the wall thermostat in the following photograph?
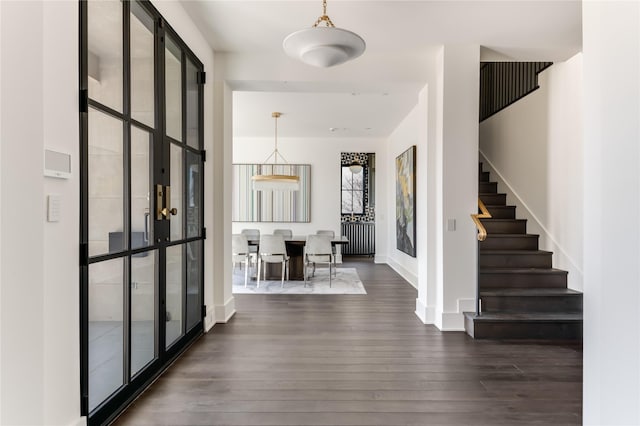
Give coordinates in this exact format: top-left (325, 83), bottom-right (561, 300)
top-left (44, 149), bottom-right (72, 179)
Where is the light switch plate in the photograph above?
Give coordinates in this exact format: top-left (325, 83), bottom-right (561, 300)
top-left (47, 194), bottom-right (61, 222)
top-left (447, 218), bottom-right (456, 231)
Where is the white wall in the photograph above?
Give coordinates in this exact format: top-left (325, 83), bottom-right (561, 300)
top-left (42, 2), bottom-right (81, 424)
top-left (385, 104), bottom-right (420, 287)
top-left (1, 2), bottom-right (46, 424)
top-left (212, 78), bottom-right (235, 323)
top-left (479, 54), bottom-right (584, 291)
top-left (415, 52), bottom-right (443, 325)
top-left (397, 46), bottom-right (479, 330)
top-left (582, 2), bottom-right (640, 424)
top-left (438, 45), bottom-right (480, 330)
top-left (0, 2), bottom-right (3, 419)
top-left (232, 136), bottom-right (388, 259)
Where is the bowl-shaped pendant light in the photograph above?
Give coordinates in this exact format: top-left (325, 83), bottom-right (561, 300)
top-left (283, 0), bottom-right (365, 68)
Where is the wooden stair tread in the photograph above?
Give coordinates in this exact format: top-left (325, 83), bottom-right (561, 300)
top-left (480, 267), bottom-right (567, 274)
top-left (480, 288), bottom-right (582, 297)
top-left (480, 249), bottom-right (553, 255)
top-left (464, 312), bottom-right (582, 322)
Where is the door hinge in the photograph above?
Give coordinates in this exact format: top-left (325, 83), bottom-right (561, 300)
top-left (197, 71), bottom-right (206, 85)
top-left (80, 89), bottom-right (88, 113)
top-left (80, 243), bottom-right (89, 265)
top-left (201, 150), bottom-right (206, 162)
top-left (202, 227), bottom-right (207, 239)
top-left (202, 305), bottom-right (207, 318)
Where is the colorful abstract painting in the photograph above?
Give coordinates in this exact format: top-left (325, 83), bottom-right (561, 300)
top-left (395, 146), bottom-right (416, 257)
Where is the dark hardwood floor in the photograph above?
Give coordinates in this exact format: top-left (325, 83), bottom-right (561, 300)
top-left (114, 258), bottom-right (582, 425)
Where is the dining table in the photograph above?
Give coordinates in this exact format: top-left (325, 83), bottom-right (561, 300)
top-left (242, 235), bottom-right (349, 280)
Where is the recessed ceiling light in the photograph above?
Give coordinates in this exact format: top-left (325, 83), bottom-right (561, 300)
top-left (329, 127), bottom-right (337, 132)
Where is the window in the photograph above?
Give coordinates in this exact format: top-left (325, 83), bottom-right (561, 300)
top-left (341, 166), bottom-right (365, 214)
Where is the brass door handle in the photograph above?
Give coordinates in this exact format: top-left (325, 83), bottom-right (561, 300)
top-left (161, 207), bottom-right (178, 218)
top-left (156, 184), bottom-right (178, 220)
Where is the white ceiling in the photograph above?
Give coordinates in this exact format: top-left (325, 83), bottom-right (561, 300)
top-left (180, 0), bottom-right (582, 138)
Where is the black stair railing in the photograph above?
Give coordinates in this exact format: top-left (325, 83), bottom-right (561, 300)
top-left (480, 62), bottom-right (553, 121)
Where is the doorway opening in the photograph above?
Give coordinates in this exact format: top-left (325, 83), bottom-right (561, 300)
top-left (341, 152), bottom-right (376, 257)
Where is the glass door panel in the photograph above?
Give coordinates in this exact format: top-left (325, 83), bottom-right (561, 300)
top-left (130, 1), bottom-right (155, 128)
top-left (165, 244), bottom-right (184, 348)
top-left (186, 151), bottom-right (201, 238)
top-left (185, 58), bottom-right (199, 149)
top-left (87, 0), bottom-right (123, 112)
top-left (131, 250), bottom-right (157, 376)
top-left (130, 126), bottom-right (153, 249)
top-left (88, 258), bottom-right (124, 411)
top-left (186, 241), bottom-right (202, 331)
top-left (82, 3), bottom-right (205, 422)
top-left (170, 143), bottom-right (183, 241)
top-left (165, 36), bottom-right (182, 141)
top-left (88, 108), bottom-right (124, 257)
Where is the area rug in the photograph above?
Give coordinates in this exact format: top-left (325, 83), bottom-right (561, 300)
top-left (233, 267), bottom-right (366, 295)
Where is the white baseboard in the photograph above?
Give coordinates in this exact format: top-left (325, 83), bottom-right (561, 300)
top-left (415, 298), bottom-right (436, 324)
top-left (374, 254), bottom-right (387, 264)
top-left (433, 298), bottom-right (475, 331)
top-left (204, 308), bottom-right (216, 332)
top-left (69, 417), bottom-right (87, 426)
top-left (386, 257), bottom-right (418, 289)
top-left (435, 310), bottom-right (465, 331)
top-left (214, 296), bottom-right (236, 324)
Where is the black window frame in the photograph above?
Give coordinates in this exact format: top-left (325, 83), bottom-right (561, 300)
top-left (341, 165), bottom-right (366, 215)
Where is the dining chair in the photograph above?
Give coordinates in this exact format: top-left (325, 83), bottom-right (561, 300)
top-left (241, 228), bottom-right (260, 262)
top-left (316, 230), bottom-right (335, 238)
top-left (257, 234), bottom-right (290, 288)
top-left (273, 229), bottom-right (293, 238)
top-left (232, 234), bottom-right (251, 287)
top-left (304, 234), bottom-right (335, 287)
top-left (316, 230), bottom-right (337, 270)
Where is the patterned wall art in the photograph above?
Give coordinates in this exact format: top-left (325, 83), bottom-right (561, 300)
top-left (395, 146), bottom-right (416, 257)
top-left (232, 164), bottom-right (311, 222)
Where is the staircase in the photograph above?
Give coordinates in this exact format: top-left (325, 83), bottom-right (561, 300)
top-left (464, 163), bottom-right (583, 340)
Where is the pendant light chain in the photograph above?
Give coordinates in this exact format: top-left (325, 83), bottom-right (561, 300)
top-left (274, 112), bottom-right (279, 164)
top-left (262, 112), bottom-right (289, 165)
top-left (313, 0), bottom-right (336, 28)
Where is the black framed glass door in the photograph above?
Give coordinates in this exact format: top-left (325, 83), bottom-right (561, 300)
top-left (79, 1), bottom-right (206, 424)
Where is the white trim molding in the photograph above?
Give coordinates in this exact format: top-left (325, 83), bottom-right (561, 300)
top-left (214, 296), bottom-right (236, 324)
top-left (415, 298), bottom-right (436, 324)
top-left (386, 257), bottom-right (418, 289)
top-left (434, 298), bottom-right (475, 331)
